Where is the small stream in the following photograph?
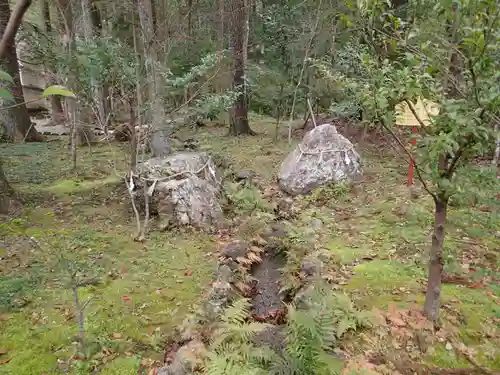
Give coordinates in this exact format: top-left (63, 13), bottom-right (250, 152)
top-left (250, 252), bottom-right (287, 351)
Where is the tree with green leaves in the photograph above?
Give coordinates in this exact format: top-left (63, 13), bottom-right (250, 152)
top-left (332, 0), bottom-right (499, 322)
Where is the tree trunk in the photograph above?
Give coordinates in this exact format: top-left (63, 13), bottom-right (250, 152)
top-left (493, 117), bottom-right (499, 167)
top-left (89, 0), bottom-right (111, 133)
top-left (137, 0), bottom-right (170, 151)
top-left (422, 1), bottom-right (461, 324)
top-left (58, 0), bottom-right (94, 150)
top-left (128, 95), bottom-right (137, 172)
top-left (40, 0), bottom-right (65, 124)
top-left (228, 0), bottom-right (254, 135)
top-left (0, 157), bottom-right (16, 214)
top-left (423, 197), bottom-right (448, 322)
top-left (0, 0), bottom-right (43, 142)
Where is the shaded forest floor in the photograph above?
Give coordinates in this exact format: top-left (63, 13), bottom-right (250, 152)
top-left (0, 115), bottom-right (498, 374)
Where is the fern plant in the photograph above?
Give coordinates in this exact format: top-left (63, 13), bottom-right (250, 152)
top-left (202, 298), bottom-right (274, 375)
top-left (270, 282), bottom-right (373, 375)
top-left (201, 284), bottom-right (373, 375)
top-left (225, 182), bottom-right (271, 215)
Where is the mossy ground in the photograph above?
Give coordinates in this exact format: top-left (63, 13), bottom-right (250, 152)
top-left (1, 115), bottom-right (499, 374)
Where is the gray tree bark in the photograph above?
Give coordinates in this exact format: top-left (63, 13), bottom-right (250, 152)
top-left (0, 0), bottom-right (43, 142)
top-left (137, 0), bottom-right (171, 154)
top-left (228, 0), bottom-right (254, 135)
top-left (40, 0), bottom-right (65, 124)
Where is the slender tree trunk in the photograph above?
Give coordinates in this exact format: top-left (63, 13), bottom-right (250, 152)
top-left (0, 0), bottom-right (43, 142)
top-left (81, 0), bottom-right (101, 127)
top-left (228, 0), bottom-right (254, 135)
top-left (493, 117), bottom-right (499, 167)
top-left (423, 1), bottom-right (460, 324)
top-left (137, 0), bottom-right (170, 151)
top-left (128, 96), bottom-right (137, 172)
top-left (423, 195), bottom-right (448, 322)
top-left (0, 157), bottom-right (16, 214)
top-left (40, 0), bottom-right (65, 124)
top-left (90, 0), bottom-right (111, 133)
top-left (58, 0), bottom-right (94, 150)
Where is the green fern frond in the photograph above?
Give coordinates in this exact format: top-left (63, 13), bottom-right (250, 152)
top-left (221, 298), bottom-right (252, 325)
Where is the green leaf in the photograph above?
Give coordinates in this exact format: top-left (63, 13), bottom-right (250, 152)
top-left (0, 70), bottom-right (14, 83)
top-left (41, 85), bottom-right (76, 98)
top-left (0, 88), bottom-right (14, 101)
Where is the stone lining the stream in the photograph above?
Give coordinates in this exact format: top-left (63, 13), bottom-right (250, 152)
top-left (156, 217), bottom-right (337, 375)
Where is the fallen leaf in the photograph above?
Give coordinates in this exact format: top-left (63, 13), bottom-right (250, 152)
top-left (0, 350), bottom-right (7, 355)
top-left (0, 358), bottom-right (9, 364)
top-left (112, 332), bottom-right (122, 339)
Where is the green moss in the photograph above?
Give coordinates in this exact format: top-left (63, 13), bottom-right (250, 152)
top-left (347, 260), bottom-right (423, 290)
top-left (0, 313), bottom-right (72, 374)
top-left (345, 260), bottom-right (425, 308)
top-left (427, 343), bottom-right (471, 368)
top-left (327, 240), bottom-right (373, 264)
top-left (442, 285), bottom-right (499, 336)
top-left (99, 356), bottom-right (141, 374)
top-left (41, 176), bottom-right (121, 196)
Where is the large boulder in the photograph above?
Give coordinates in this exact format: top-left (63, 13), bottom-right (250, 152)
top-left (133, 152), bottom-right (224, 231)
top-left (278, 124), bottom-right (362, 195)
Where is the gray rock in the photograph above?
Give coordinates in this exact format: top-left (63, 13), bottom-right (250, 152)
top-left (140, 151), bottom-right (221, 187)
top-left (216, 264), bottom-right (234, 283)
top-left (37, 124), bottom-right (70, 135)
top-left (300, 259), bottom-right (324, 278)
top-left (159, 340), bottom-right (207, 375)
top-left (220, 240), bottom-right (249, 260)
top-left (261, 223), bottom-right (288, 253)
top-left (150, 128), bottom-right (172, 157)
top-left (235, 170), bottom-right (253, 182)
top-left (134, 152), bottom-right (224, 230)
top-left (310, 218), bottom-right (323, 229)
top-left (274, 197), bottom-right (295, 219)
top-left (204, 281), bottom-right (234, 317)
top-left (278, 124), bottom-right (362, 195)
top-left (300, 249), bottom-right (332, 278)
top-left (263, 223), bottom-right (287, 239)
top-left (156, 176), bottom-right (224, 230)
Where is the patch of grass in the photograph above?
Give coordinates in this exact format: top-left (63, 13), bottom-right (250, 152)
top-left (0, 276), bottom-right (36, 311)
top-left (42, 176), bottom-right (121, 196)
top-left (99, 356), bottom-right (141, 374)
top-left (327, 239), bottom-right (373, 264)
top-left (426, 343), bottom-right (471, 368)
top-left (346, 260), bottom-right (425, 309)
top-left (0, 313), bottom-right (72, 374)
top-left (442, 285), bottom-right (499, 337)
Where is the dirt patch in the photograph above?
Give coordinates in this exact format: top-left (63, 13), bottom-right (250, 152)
top-left (249, 251), bottom-right (287, 351)
top-left (250, 252), bottom-right (286, 319)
